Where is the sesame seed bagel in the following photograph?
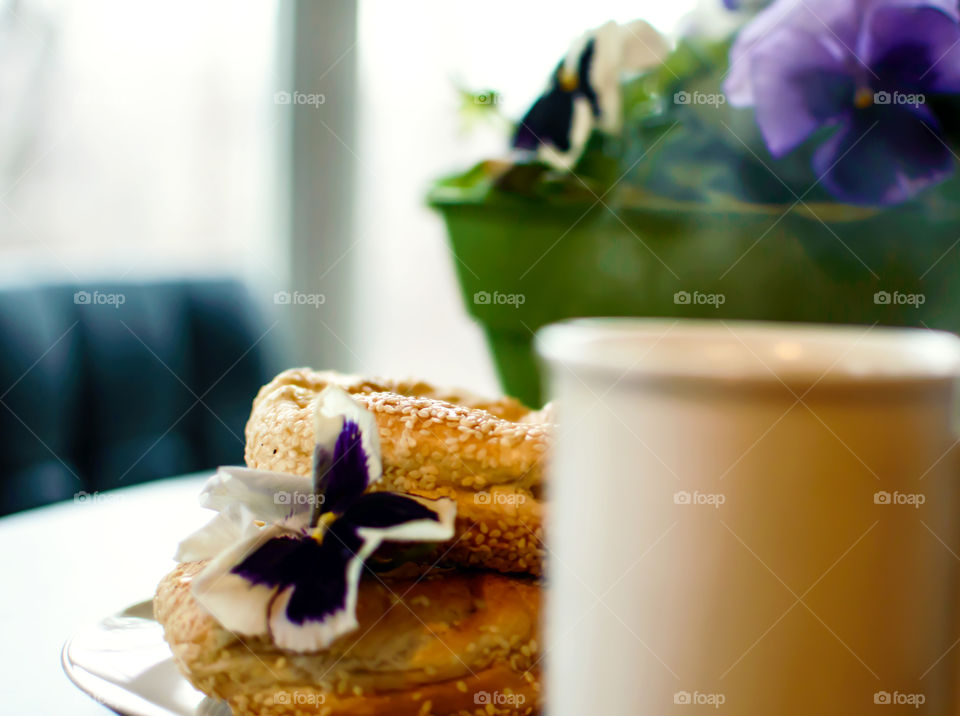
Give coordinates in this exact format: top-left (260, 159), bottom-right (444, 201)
top-left (244, 369), bottom-right (550, 576)
top-left (156, 561), bottom-right (543, 716)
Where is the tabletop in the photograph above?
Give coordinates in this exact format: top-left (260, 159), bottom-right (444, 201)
top-left (1, 473), bottom-right (213, 715)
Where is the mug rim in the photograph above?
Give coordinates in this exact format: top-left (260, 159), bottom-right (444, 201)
top-left (536, 318), bottom-right (960, 387)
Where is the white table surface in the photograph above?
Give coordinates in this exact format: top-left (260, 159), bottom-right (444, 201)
top-left (0, 473), bottom-right (213, 715)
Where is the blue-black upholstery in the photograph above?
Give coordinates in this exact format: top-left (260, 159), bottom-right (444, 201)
top-left (0, 279), bottom-right (278, 515)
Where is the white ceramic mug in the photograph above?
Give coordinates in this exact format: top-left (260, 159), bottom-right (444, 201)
top-left (537, 319), bottom-right (960, 715)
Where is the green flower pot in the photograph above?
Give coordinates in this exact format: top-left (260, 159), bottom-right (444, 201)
top-left (430, 187), bottom-right (960, 407)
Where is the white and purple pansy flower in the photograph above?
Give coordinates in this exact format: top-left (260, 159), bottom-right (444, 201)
top-left (175, 385), bottom-right (456, 652)
top-left (513, 19), bottom-right (670, 169)
top-left (725, 0), bottom-right (960, 205)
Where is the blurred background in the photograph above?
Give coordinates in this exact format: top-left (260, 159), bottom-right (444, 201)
top-left (0, 0), bottom-right (697, 515)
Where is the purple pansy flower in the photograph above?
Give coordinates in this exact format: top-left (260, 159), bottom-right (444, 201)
top-left (725, 0), bottom-right (960, 205)
top-left (175, 385), bottom-right (456, 652)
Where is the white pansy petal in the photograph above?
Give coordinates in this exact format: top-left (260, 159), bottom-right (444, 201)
top-left (618, 19), bottom-right (670, 72)
top-left (199, 466), bottom-right (313, 523)
top-left (314, 385), bottom-right (383, 487)
top-left (190, 524), bottom-right (290, 637)
top-left (591, 20), bottom-right (669, 133)
top-left (562, 26), bottom-right (595, 78)
top-left (175, 503), bottom-right (261, 562)
top-left (194, 572), bottom-right (277, 637)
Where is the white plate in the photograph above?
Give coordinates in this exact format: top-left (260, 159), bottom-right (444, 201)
top-left (62, 600), bottom-right (231, 716)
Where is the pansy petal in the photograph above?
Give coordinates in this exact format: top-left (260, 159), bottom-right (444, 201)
top-left (316, 417), bottom-right (376, 516)
top-left (175, 502), bottom-right (261, 562)
top-left (514, 18), bottom-right (667, 158)
top-left (561, 27), bottom-right (593, 81)
top-left (194, 572), bottom-right (277, 637)
top-left (347, 494), bottom-right (457, 554)
top-left (726, 0), bottom-right (854, 106)
top-left (727, 0), bottom-right (960, 106)
top-left (513, 84), bottom-right (576, 152)
top-left (230, 534), bottom-right (320, 586)
top-left (577, 38), bottom-right (600, 118)
top-left (617, 19), bottom-right (671, 73)
top-left (267, 529), bottom-right (366, 651)
top-left (314, 385), bottom-right (382, 481)
top-left (343, 492), bottom-right (456, 537)
top-left (313, 385), bottom-right (382, 510)
top-left (591, 21), bottom-right (669, 134)
top-left (269, 499), bottom-right (453, 651)
top-left (865, 5), bottom-right (960, 93)
top-left (813, 104), bottom-right (953, 205)
top-left (870, 0), bottom-right (960, 24)
top-left (750, 27), bottom-right (854, 156)
top-left (199, 466), bottom-right (313, 526)
top-left (269, 582), bottom-right (362, 652)
top-left (196, 495), bottom-right (456, 651)
top-left (232, 534), bottom-right (356, 650)
top-left (191, 525), bottom-right (293, 637)
top-left (856, 0), bottom-right (960, 64)
top-left (538, 98), bottom-right (596, 170)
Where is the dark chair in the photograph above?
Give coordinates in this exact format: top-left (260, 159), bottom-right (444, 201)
top-left (0, 279), bottom-right (279, 515)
